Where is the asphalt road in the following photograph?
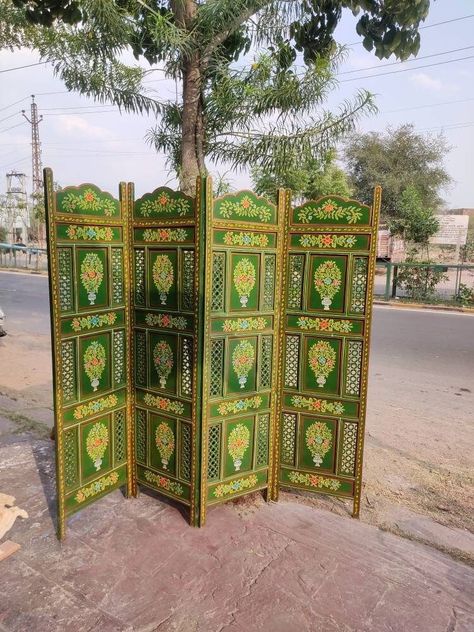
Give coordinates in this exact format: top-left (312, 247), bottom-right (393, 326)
top-left (1, 270), bottom-right (473, 380)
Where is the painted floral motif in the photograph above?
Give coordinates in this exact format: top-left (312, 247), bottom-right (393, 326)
top-left (222, 317), bottom-right (267, 333)
top-left (314, 260), bottom-right (342, 311)
top-left (80, 253), bottom-right (104, 305)
top-left (155, 422), bottom-right (175, 469)
top-left (299, 234), bottom-right (357, 248)
top-left (296, 317), bottom-right (353, 333)
top-left (143, 393), bottom-right (184, 415)
top-left (142, 228), bottom-right (188, 243)
top-left (143, 469), bottom-right (184, 495)
top-left (232, 340), bottom-right (255, 389)
top-left (145, 313), bottom-right (188, 330)
top-left (73, 394), bottom-right (118, 420)
top-left (228, 424), bottom-right (250, 471)
top-left (217, 395), bottom-right (262, 416)
top-left (75, 471), bottom-right (119, 503)
top-left (153, 340), bottom-right (174, 388)
top-left (290, 395), bottom-right (345, 415)
top-left (287, 471), bottom-right (341, 491)
top-left (218, 197), bottom-right (272, 223)
top-left (152, 255), bottom-right (174, 305)
top-left (138, 192), bottom-right (192, 217)
top-left (297, 199), bottom-right (363, 224)
top-left (308, 340), bottom-right (337, 388)
top-left (71, 311), bottom-right (116, 332)
top-left (62, 188), bottom-right (117, 216)
top-left (83, 340), bottom-right (106, 391)
top-left (306, 422), bottom-right (332, 467)
top-left (223, 231), bottom-right (269, 247)
top-left (213, 474), bottom-right (258, 498)
top-left (66, 225), bottom-right (114, 241)
top-left (233, 258), bottom-right (256, 307)
top-left (86, 421), bottom-right (109, 471)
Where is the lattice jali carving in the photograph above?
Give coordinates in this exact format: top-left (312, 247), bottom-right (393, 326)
top-left (207, 424), bottom-right (221, 480)
top-left (281, 413), bottom-right (297, 465)
top-left (136, 408), bottom-right (147, 463)
top-left (287, 255), bottom-right (304, 309)
top-left (113, 330), bottom-right (125, 386)
top-left (134, 249), bottom-right (145, 306)
top-left (61, 340), bottom-right (76, 403)
top-left (260, 336), bottom-right (272, 389)
top-left (180, 422), bottom-right (192, 481)
top-left (209, 338), bottom-right (224, 397)
top-left (181, 337), bottom-right (193, 397)
top-left (182, 250), bottom-right (195, 311)
top-left (111, 248), bottom-right (124, 304)
top-left (64, 429), bottom-right (78, 489)
top-left (114, 409), bottom-right (126, 464)
top-left (256, 414), bottom-right (269, 467)
top-left (345, 340), bottom-right (362, 397)
top-left (340, 421), bottom-right (357, 476)
top-left (135, 331), bottom-right (146, 386)
top-left (211, 252), bottom-right (225, 311)
top-left (284, 335), bottom-right (300, 389)
top-left (350, 257), bottom-right (368, 313)
top-left (263, 255), bottom-right (275, 310)
top-left (58, 248), bottom-right (73, 312)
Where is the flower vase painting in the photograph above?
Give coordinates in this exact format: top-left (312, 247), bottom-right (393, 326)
top-left (80, 252), bottom-right (104, 305)
top-left (86, 422), bottom-right (109, 471)
top-left (232, 340), bottom-right (255, 389)
top-left (83, 340), bottom-right (106, 391)
top-left (308, 340), bottom-right (336, 388)
top-left (228, 423), bottom-right (250, 471)
top-left (314, 260), bottom-right (342, 311)
top-left (152, 255), bottom-right (174, 305)
top-left (155, 422), bottom-right (175, 470)
top-left (233, 258), bottom-right (256, 307)
top-left (153, 340), bottom-right (174, 388)
top-left (305, 422), bottom-right (332, 467)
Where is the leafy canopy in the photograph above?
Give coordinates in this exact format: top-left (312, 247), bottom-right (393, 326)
top-left (389, 185), bottom-right (439, 245)
top-left (344, 124), bottom-right (451, 218)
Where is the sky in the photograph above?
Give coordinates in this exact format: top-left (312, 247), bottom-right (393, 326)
top-left (1, 0), bottom-right (473, 205)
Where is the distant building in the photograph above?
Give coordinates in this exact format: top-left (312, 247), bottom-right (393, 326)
top-left (440, 208), bottom-right (474, 217)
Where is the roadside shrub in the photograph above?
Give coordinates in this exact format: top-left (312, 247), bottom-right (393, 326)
top-left (457, 283), bottom-right (474, 306)
top-left (396, 262), bottom-right (448, 302)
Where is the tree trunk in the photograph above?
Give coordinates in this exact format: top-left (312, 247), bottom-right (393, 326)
top-left (180, 54), bottom-right (203, 196)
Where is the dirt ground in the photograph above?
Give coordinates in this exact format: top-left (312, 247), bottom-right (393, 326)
top-left (0, 299), bottom-right (473, 565)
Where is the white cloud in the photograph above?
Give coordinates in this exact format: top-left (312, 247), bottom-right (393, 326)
top-left (410, 72), bottom-right (443, 91)
top-left (55, 115), bottom-right (116, 141)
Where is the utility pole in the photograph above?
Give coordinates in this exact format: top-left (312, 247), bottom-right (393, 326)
top-left (5, 171), bottom-right (28, 244)
top-left (22, 95), bottom-right (44, 245)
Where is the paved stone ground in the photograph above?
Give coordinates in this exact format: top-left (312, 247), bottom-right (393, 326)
top-left (1, 430), bottom-right (473, 632)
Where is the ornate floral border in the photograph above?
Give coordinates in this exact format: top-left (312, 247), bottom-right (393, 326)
top-left (75, 471), bottom-right (119, 503)
top-left (65, 225), bottom-right (114, 241)
top-left (299, 234), bottom-right (357, 248)
top-left (213, 474), bottom-right (258, 498)
top-left (287, 471), bottom-right (341, 491)
top-left (145, 313), bottom-right (188, 330)
top-left (296, 317), bottom-right (353, 333)
top-left (222, 317), bottom-right (268, 332)
top-left (290, 395), bottom-right (345, 415)
top-left (217, 395), bottom-right (262, 416)
top-left (71, 312), bottom-right (117, 333)
top-left (143, 392), bottom-right (184, 415)
top-left (144, 470), bottom-right (184, 496)
top-left (73, 394), bottom-right (119, 420)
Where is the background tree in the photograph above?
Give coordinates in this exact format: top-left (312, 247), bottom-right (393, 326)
top-left (389, 185), bottom-right (439, 247)
top-left (5, 0), bottom-right (431, 194)
top-left (252, 149), bottom-right (351, 202)
top-left (344, 124), bottom-right (451, 219)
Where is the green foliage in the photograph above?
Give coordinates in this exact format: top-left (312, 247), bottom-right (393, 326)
top-left (389, 186), bottom-right (439, 245)
top-left (0, 225), bottom-right (7, 243)
top-left (457, 283), bottom-right (474, 306)
top-left (252, 149), bottom-right (352, 202)
top-left (344, 125), bottom-right (451, 218)
top-left (397, 262), bottom-right (448, 302)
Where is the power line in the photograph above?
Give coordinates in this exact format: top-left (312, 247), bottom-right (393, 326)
top-left (42, 109), bottom-right (118, 116)
top-left (0, 155), bottom-right (30, 170)
top-left (0, 121), bottom-right (26, 134)
top-left (0, 112), bottom-right (19, 125)
top-left (338, 54), bottom-right (474, 83)
top-left (0, 61), bottom-right (48, 74)
top-left (338, 45), bottom-right (474, 76)
top-left (0, 97), bottom-right (29, 113)
top-left (381, 96), bottom-right (474, 115)
top-left (41, 104), bottom-right (115, 111)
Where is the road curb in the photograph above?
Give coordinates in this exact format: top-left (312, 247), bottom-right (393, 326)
top-left (0, 268), bottom-right (47, 277)
top-left (374, 299), bottom-right (473, 314)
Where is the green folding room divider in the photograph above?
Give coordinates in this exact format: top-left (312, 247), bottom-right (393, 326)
top-left (44, 168), bottom-right (380, 538)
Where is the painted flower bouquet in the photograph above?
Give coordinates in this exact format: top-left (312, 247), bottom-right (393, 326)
top-left (80, 252), bottom-right (104, 305)
top-left (153, 340), bottom-right (174, 388)
top-left (233, 258), bottom-right (256, 307)
top-left (86, 421), bottom-right (109, 471)
top-left (155, 422), bottom-right (175, 469)
top-left (83, 340), bottom-right (106, 391)
top-left (313, 260), bottom-right (342, 311)
top-left (152, 255), bottom-right (174, 305)
top-left (232, 340), bottom-right (255, 388)
top-left (308, 340), bottom-right (336, 387)
top-left (305, 422), bottom-right (332, 467)
top-left (228, 423), bottom-right (250, 471)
